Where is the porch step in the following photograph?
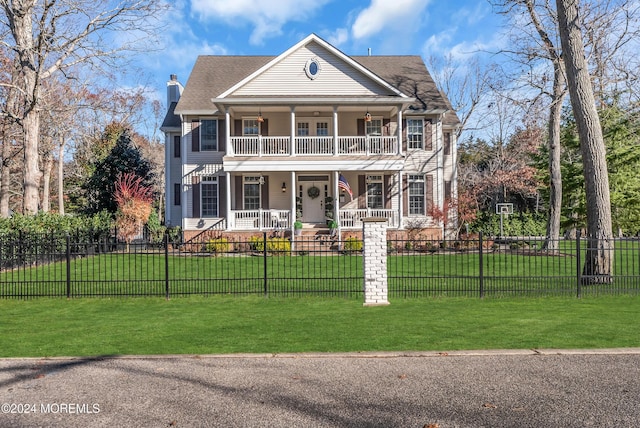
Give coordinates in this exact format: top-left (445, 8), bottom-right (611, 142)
top-left (293, 229), bottom-right (339, 252)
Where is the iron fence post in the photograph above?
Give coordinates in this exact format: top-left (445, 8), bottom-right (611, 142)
top-left (164, 233), bottom-right (170, 300)
top-left (66, 233), bottom-right (71, 299)
top-left (479, 232), bottom-right (484, 298)
top-left (263, 232), bottom-right (268, 297)
top-left (576, 230), bottom-right (582, 298)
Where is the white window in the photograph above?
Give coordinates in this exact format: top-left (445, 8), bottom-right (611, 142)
top-left (243, 176), bottom-right (261, 210)
top-left (243, 119), bottom-right (259, 136)
top-left (408, 174), bottom-right (425, 215)
top-left (367, 175), bottom-right (383, 209)
top-left (201, 176), bottom-right (218, 217)
top-left (297, 122), bottom-right (309, 136)
top-left (366, 119), bottom-right (382, 136)
top-left (201, 120), bottom-right (218, 151)
top-left (407, 118), bottom-right (424, 149)
top-left (316, 122), bottom-right (329, 136)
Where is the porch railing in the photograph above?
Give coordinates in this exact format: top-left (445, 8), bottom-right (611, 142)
top-left (338, 136), bottom-right (398, 155)
top-left (231, 209), bottom-right (291, 230)
top-left (338, 209), bottom-right (398, 229)
top-left (229, 135), bottom-right (398, 156)
top-left (231, 136), bottom-right (291, 156)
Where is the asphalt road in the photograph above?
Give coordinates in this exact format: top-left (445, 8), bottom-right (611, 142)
top-left (1, 349), bottom-right (639, 428)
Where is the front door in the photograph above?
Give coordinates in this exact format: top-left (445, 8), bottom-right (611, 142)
top-left (298, 177), bottom-right (328, 224)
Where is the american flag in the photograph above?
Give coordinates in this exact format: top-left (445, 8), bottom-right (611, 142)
top-left (338, 174), bottom-right (353, 200)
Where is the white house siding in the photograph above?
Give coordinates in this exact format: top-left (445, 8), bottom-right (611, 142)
top-left (234, 42), bottom-right (392, 97)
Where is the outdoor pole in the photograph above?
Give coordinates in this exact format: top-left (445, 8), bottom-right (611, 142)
top-left (263, 232), bottom-right (268, 297)
top-left (479, 232), bottom-right (484, 298)
top-left (164, 233), bottom-right (170, 300)
top-left (66, 234), bottom-right (71, 299)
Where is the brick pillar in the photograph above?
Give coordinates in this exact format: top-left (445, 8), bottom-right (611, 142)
top-left (362, 217), bottom-right (389, 306)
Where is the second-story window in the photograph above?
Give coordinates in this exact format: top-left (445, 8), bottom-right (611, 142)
top-left (201, 120), bottom-right (218, 151)
top-left (407, 118), bottom-right (424, 149)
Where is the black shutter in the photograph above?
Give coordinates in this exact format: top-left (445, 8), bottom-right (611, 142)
top-left (192, 176), bottom-right (200, 217)
top-left (444, 131), bottom-right (451, 155)
top-left (218, 120), bottom-right (226, 153)
top-left (402, 175), bottom-right (408, 216)
top-left (357, 119), bottom-right (365, 136)
top-left (384, 175), bottom-right (391, 209)
top-left (261, 119), bottom-right (269, 136)
top-left (426, 174), bottom-right (434, 213)
top-left (219, 175), bottom-right (226, 217)
top-left (235, 176), bottom-right (243, 210)
top-left (234, 119), bottom-right (242, 136)
top-left (261, 176), bottom-right (269, 209)
top-left (173, 135), bottom-right (181, 158)
top-left (358, 175), bottom-right (366, 209)
top-left (383, 118), bottom-right (391, 136)
top-left (425, 119), bottom-right (433, 151)
top-left (174, 183), bottom-right (181, 206)
top-left (401, 119), bottom-right (407, 152)
top-left (191, 120), bottom-right (200, 152)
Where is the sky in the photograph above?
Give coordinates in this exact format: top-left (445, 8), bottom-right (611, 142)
top-left (138, 0), bottom-right (506, 111)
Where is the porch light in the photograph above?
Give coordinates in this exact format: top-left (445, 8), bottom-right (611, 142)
top-left (257, 111), bottom-right (264, 123)
top-left (364, 112), bottom-right (372, 122)
top-left (281, 182), bottom-right (287, 192)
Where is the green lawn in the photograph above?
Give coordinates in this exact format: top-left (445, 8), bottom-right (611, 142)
top-left (0, 295), bottom-right (638, 357)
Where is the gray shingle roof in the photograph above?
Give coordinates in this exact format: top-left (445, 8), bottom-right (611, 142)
top-left (174, 52), bottom-right (460, 127)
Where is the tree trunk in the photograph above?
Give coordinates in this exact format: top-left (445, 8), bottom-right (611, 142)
top-left (556, 0), bottom-right (614, 283)
top-left (41, 152), bottom-right (53, 212)
top-left (22, 109), bottom-right (42, 214)
top-left (0, 123), bottom-right (11, 217)
top-left (58, 138), bottom-right (65, 215)
top-left (543, 69), bottom-right (566, 251)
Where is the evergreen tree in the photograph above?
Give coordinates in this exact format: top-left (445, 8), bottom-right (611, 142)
top-left (84, 129), bottom-right (154, 215)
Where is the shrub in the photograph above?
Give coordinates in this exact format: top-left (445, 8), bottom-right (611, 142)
top-left (343, 236), bottom-right (363, 253)
top-left (205, 238), bottom-right (230, 254)
top-left (249, 236), bottom-right (291, 254)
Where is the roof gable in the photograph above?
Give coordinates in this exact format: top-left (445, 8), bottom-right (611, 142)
top-left (222, 34), bottom-right (408, 99)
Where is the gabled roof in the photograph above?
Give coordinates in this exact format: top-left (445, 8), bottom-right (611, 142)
top-left (174, 34), bottom-right (460, 127)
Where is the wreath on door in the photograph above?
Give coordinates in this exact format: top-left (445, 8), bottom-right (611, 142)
top-left (307, 185), bottom-right (320, 199)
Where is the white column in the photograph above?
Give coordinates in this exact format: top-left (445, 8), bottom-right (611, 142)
top-left (226, 171), bottom-right (232, 230)
top-left (225, 109), bottom-right (232, 156)
top-left (397, 107), bottom-right (403, 156)
top-left (363, 218), bottom-right (389, 306)
top-left (290, 106), bottom-right (296, 156)
top-left (333, 106), bottom-right (339, 155)
top-left (397, 170), bottom-right (403, 229)
top-left (290, 170), bottom-right (296, 236)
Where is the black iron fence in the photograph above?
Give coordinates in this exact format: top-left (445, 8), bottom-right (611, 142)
top-left (0, 232), bottom-right (638, 299)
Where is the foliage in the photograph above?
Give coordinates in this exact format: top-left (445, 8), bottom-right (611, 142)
top-left (84, 129), bottom-right (154, 215)
top-left (249, 236), bottom-right (291, 254)
top-left (343, 236), bottom-right (363, 253)
top-left (558, 103), bottom-right (640, 234)
top-left (146, 210), bottom-right (166, 244)
top-left (0, 212), bottom-right (112, 236)
top-left (113, 173), bottom-right (153, 244)
top-left (469, 211), bottom-right (547, 237)
top-left (205, 238), bottom-right (231, 254)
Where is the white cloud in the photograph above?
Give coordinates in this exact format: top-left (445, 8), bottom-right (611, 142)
top-left (325, 28), bottom-right (349, 47)
top-left (351, 0), bottom-right (431, 40)
top-left (190, 0), bottom-right (333, 45)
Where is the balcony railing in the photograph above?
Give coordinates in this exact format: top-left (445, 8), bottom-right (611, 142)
top-left (230, 135), bottom-right (398, 157)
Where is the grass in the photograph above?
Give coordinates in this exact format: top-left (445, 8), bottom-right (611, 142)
top-left (0, 295), bottom-right (638, 357)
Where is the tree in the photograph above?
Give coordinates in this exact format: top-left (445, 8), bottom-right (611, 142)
top-left (114, 172), bottom-right (152, 245)
top-left (0, 0), bottom-right (167, 214)
top-left (556, 0), bottom-right (613, 283)
top-left (84, 128), bottom-right (154, 215)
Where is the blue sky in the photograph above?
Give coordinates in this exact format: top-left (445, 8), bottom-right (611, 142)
top-left (140, 0), bottom-right (505, 107)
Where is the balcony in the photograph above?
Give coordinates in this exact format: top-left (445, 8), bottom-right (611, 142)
top-left (230, 135), bottom-right (399, 157)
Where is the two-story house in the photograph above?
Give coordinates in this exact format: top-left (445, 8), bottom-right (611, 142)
top-left (161, 34), bottom-right (460, 241)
